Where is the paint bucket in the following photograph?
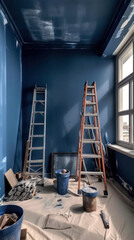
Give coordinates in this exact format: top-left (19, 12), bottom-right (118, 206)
top-left (82, 186), bottom-right (98, 212)
top-left (56, 169), bottom-right (70, 195)
top-left (0, 204), bottom-right (23, 240)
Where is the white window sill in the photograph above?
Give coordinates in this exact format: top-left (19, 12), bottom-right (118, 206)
top-left (108, 144), bottom-right (134, 159)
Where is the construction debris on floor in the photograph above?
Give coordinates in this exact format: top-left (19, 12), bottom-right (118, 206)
top-left (4, 177), bottom-right (133, 240)
top-left (4, 168), bottom-right (39, 201)
top-left (0, 213), bottom-right (18, 229)
top-left (4, 179), bottom-right (36, 201)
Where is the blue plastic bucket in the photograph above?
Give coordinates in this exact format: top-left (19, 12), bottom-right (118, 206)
top-left (56, 169), bottom-right (70, 195)
top-left (0, 204), bottom-right (23, 240)
top-left (82, 186), bottom-right (98, 212)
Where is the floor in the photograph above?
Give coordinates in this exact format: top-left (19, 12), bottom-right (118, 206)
top-left (4, 177), bottom-right (134, 240)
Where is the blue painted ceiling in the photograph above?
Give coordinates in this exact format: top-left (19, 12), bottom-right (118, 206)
top-left (104, 0), bottom-right (134, 55)
top-left (1, 0), bottom-right (132, 53)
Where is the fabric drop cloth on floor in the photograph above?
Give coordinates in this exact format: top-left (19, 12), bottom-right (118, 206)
top-left (4, 177), bottom-right (134, 240)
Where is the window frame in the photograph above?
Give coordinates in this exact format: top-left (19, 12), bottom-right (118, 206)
top-left (116, 35), bottom-right (134, 149)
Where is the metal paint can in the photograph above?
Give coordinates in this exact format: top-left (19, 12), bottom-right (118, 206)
top-left (82, 186), bottom-right (98, 212)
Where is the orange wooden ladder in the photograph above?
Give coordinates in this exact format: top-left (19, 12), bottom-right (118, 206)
top-left (75, 82), bottom-right (108, 196)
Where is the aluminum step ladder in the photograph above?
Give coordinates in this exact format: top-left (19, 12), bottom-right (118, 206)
top-left (23, 86), bottom-right (47, 184)
top-left (75, 82), bottom-right (108, 195)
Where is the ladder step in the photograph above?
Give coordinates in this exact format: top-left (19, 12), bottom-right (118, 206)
top-left (85, 113), bottom-right (98, 117)
top-left (84, 125), bottom-right (98, 130)
top-left (87, 86), bottom-right (95, 89)
top-left (24, 172), bottom-right (43, 176)
top-left (31, 123), bottom-right (44, 125)
top-left (86, 93), bottom-right (95, 96)
top-left (34, 100), bottom-right (45, 103)
top-left (33, 111), bottom-right (44, 114)
top-left (81, 171), bottom-right (103, 176)
top-left (86, 101), bottom-right (96, 105)
top-left (27, 160), bottom-right (43, 163)
top-left (29, 147), bottom-right (44, 150)
top-left (83, 139), bottom-right (100, 144)
top-left (30, 135), bottom-right (44, 138)
top-left (35, 87), bottom-right (46, 91)
top-left (82, 154), bottom-right (101, 158)
top-left (36, 92), bottom-right (45, 94)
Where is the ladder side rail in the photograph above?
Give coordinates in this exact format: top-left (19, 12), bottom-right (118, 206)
top-left (94, 83), bottom-right (108, 194)
top-left (28, 88), bottom-right (36, 140)
top-left (92, 87), bottom-right (102, 172)
top-left (23, 140), bottom-right (30, 174)
top-left (27, 88), bottom-right (36, 172)
top-left (78, 114), bottom-right (85, 191)
top-left (75, 126), bottom-right (82, 180)
top-left (43, 87), bottom-right (47, 181)
top-left (75, 83), bottom-right (87, 180)
top-left (83, 159), bottom-right (90, 184)
top-left (78, 82), bottom-right (87, 193)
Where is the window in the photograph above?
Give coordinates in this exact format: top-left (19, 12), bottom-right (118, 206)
top-left (117, 41), bottom-right (134, 149)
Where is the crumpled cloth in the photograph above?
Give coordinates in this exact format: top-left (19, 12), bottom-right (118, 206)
top-left (43, 214), bottom-right (71, 230)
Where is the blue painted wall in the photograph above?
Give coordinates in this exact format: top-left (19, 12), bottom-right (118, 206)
top-left (22, 49), bottom-right (115, 174)
top-left (110, 150), bottom-right (134, 196)
top-left (0, 7), bottom-right (22, 200)
top-left (6, 23), bottom-right (22, 172)
top-left (0, 10), bottom-right (6, 201)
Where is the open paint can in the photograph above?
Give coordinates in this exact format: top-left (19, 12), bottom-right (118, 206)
top-left (82, 186), bottom-right (98, 212)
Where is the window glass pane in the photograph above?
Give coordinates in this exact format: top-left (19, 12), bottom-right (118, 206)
top-left (130, 114), bottom-right (133, 143)
top-left (118, 115), bottom-right (129, 142)
top-left (118, 43), bottom-right (133, 82)
top-left (130, 81), bottom-right (133, 109)
top-left (122, 55), bottom-right (133, 79)
top-left (118, 84), bottom-right (129, 111)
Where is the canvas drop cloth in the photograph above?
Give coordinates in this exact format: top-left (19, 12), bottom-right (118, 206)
top-left (4, 177), bottom-right (134, 240)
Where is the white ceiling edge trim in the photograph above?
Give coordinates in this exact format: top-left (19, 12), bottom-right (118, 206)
top-left (113, 23), bottom-right (134, 55)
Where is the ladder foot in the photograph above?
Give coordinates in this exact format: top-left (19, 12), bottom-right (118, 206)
top-left (78, 189), bottom-right (82, 195)
top-left (104, 190), bottom-right (108, 196)
top-left (75, 177), bottom-right (78, 182)
top-left (98, 178), bottom-right (102, 182)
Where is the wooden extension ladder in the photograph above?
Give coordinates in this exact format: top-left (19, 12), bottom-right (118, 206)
top-left (75, 82), bottom-right (108, 196)
top-left (23, 85), bottom-right (47, 184)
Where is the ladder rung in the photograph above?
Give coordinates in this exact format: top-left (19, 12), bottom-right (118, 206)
top-left (35, 87), bottom-right (46, 91)
top-left (24, 172), bottom-right (43, 176)
top-left (27, 165), bottom-right (43, 168)
top-left (31, 123), bottom-right (44, 125)
top-left (84, 125), bottom-right (98, 130)
top-left (83, 139), bottom-right (100, 144)
top-left (29, 147), bottom-right (44, 150)
top-left (87, 86), bottom-right (95, 89)
top-left (85, 113), bottom-right (98, 117)
top-left (30, 135), bottom-right (44, 138)
top-left (36, 92), bottom-right (45, 94)
top-left (86, 93), bottom-right (95, 96)
top-left (86, 101), bottom-right (96, 105)
top-left (27, 160), bottom-right (43, 163)
top-left (33, 111), bottom-right (44, 114)
top-left (34, 100), bottom-right (45, 103)
top-left (82, 154), bottom-right (101, 158)
top-left (81, 171), bottom-right (103, 176)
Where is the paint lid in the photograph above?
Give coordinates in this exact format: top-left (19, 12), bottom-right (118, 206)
top-left (82, 186), bottom-right (98, 198)
top-left (55, 169), bottom-right (70, 178)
